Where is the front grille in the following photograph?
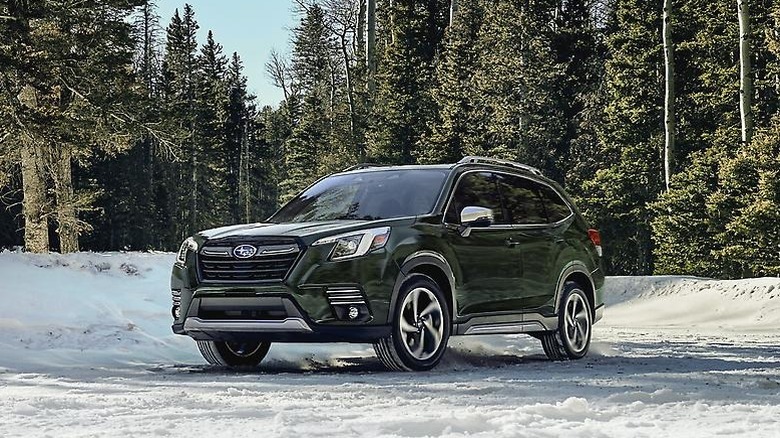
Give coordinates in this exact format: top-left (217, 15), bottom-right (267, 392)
top-left (197, 238), bottom-right (301, 283)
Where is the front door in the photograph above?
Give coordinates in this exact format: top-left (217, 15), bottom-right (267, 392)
top-left (444, 171), bottom-right (525, 316)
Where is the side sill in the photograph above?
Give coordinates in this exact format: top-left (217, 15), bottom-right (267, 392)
top-left (454, 312), bottom-right (557, 335)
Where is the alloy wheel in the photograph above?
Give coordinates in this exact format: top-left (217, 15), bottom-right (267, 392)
top-left (399, 287), bottom-right (445, 361)
top-left (563, 292), bottom-right (591, 354)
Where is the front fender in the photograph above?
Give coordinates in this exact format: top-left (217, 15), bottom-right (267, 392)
top-left (386, 251), bottom-right (459, 324)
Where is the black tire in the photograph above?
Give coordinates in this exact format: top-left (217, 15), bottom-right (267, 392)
top-left (374, 274), bottom-right (451, 371)
top-left (197, 340), bottom-right (271, 368)
top-left (541, 282), bottom-right (593, 361)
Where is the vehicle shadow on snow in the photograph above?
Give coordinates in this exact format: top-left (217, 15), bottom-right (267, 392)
top-left (149, 342), bottom-right (780, 381)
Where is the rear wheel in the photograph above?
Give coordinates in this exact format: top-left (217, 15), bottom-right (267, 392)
top-left (374, 274), bottom-right (451, 371)
top-left (196, 340), bottom-right (271, 368)
top-left (541, 282), bottom-right (592, 361)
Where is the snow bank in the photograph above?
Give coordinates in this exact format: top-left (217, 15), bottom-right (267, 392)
top-left (0, 251), bottom-right (198, 369)
top-left (1, 251), bottom-right (778, 371)
top-left (603, 275), bottom-right (780, 331)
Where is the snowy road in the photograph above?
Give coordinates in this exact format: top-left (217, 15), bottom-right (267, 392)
top-left (1, 253), bottom-right (779, 437)
top-left (3, 327), bottom-right (779, 437)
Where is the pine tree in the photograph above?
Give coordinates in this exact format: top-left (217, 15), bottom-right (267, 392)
top-left (161, 5), bottom-right (200, 240)
top-left (716, 119), bottom-right (780, 276)
top-left (419, 0), bottom-right (485, 164)
top-left (194, 30), bottom-right (229, 227)
top-left (0, 0), bottom-right (146, 252)
top-left (366, 0), bottom-right (449, 165)
top-left (651, 148), bottom-right (725, 276)
top-left (280, 4), bottom-right (335, 201)
top-left (461, 1), bottom-right (566, 178)
top-left (582, 0), bottom-right (664, 275)
top-left (551, 0), bottom-right (608, 188)
top-left (224, 53), bottom-right (257, 223)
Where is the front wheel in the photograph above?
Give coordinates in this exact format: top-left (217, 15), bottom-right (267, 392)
top-left (374, 274), bottom-right (451, 371)
top-left (541, 282), bottom-right (592, 361)
top-left (196, 340), bottom-right (271, 368)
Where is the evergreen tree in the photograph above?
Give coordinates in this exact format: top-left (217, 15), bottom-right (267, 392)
top-left (0, 0), bottom-right (146, 252)
top-left (651, 147), bottom-right (725, 276)
top-left (194, 30), bottom-right (229, 227)
top-left (419, 0), bottom-right (485, 164)
top-left (716, 118), bottom-right (780, 276)
top-left (366, 0), bottom-right (449, 165)
top-left (582, 0), bottom-right (664, 275)
top-left (161, 5), bottom-right (200, 241)
top-left (224, 53), bottom-right (257, 223)
top-left (280, 4), bottom-right (335, 201)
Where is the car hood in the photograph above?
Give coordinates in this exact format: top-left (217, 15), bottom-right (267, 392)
top-left (196, 218), bottom-right (413, 244)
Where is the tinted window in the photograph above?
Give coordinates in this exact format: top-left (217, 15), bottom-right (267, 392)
top-left (445, 172), bottom-right (507, 224)
top-left (498, 174), bottom-right (547, 225)
top-left (540, 186), bottom-right (572, 223)
top-left (271, 169), bottom-right (449, 223)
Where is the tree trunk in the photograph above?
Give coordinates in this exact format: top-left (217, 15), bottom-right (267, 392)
top-left (53, 146), bottom-right (79, 252)
top-left (243, 127), bottom-right (250, 223)
top-left (357, 0), bottom-right (366, 60)
top-left (340, 33), bottom-right (357, 143)
top-left (190, 138), bottom-right (198, 232)
top-left (450, 0), bottom-right (458, 26)
top-left (367, 0), bottom-right (377, 96)
top-left (20, 133), bottom-right (49, 253)
top-left (662, 0), bottom-right (675, 191)
top-left (737, 0), bottom-right (753, 144)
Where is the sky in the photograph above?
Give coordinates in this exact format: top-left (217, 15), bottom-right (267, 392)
top-left (155, 0), bottom-right (298, 108)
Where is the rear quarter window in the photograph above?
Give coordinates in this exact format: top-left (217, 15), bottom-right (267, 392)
top-left (540, 186), bottom-right (572, 223)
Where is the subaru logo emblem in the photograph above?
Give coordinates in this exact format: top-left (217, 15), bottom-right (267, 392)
top-left (232, 244), bottom-right (257, 259)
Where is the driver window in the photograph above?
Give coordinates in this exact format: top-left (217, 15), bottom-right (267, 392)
top-left (445, 172), bottom-right (506, 224)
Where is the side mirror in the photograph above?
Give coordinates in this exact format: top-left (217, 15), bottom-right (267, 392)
top-left (459, 206), bottom-right (493, 237)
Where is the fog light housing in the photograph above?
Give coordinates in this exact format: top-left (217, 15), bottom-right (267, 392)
top-left (325, 287), bottom-right (372, 322)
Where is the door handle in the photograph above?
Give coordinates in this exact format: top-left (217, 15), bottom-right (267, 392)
top-left (505, 238), bottom-right (520, 247)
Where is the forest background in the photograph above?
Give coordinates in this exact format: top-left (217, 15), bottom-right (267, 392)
top-left (2, 0), bottom-right (779, 279)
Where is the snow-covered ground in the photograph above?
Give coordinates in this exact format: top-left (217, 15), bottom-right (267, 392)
top-left (1, 252), bottom-right (779, 437)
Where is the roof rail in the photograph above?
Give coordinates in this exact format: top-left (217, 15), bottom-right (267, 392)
top-left (457, 156), bottom-right (543, 176)
top-left (341, 163), bottom-right (384, 172)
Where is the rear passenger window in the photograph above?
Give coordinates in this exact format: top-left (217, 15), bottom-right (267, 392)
top-left (498, 174), bottom-right (547, 225)
top-left (539, 186), bottom-right (572, 223)
top-left (445, 172), bottom-right (507, 224)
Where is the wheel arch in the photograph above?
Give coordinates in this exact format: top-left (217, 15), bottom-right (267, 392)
top-left (388, 251), bottom-right (458, 324)
top-left (555, 262), bottom-right (596, 319)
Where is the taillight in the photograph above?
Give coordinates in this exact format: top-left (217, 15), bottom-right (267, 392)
top-left (588, 229), bottom-right (602, 257)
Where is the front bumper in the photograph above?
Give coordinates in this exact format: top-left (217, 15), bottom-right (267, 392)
top-left (171, 294), bottom-right (392, 342)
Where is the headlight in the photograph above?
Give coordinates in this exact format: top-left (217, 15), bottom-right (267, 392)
top-left (176, 237), bottom-right (198, 265)
top-left (312, 227), bottom-right (390, 261)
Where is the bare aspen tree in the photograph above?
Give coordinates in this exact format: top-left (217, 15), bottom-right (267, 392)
top-left (737, 0), bottom-right (753, 144)
top-left (663, 0), bottom-right (675, 191)
top-left (324, 0), bottom-right (358, 140)
top-left (266, 50), bottom-right (292, 102)
top-left (367, 0), bottom-right (377, 95)
top-left (450, 0), bottom-right (458, 26)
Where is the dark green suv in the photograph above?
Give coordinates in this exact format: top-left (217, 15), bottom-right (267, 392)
top-left (171, 156), bottom-right (605, 371)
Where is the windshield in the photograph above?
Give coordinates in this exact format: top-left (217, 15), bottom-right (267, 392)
top-left (271, 169), bottom-right (450, 223)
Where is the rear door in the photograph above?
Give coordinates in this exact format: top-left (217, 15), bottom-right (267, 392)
top-left (497, 173), bottom-right (568, 312)
top-left (444, 171), bottom-right (525, 316)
